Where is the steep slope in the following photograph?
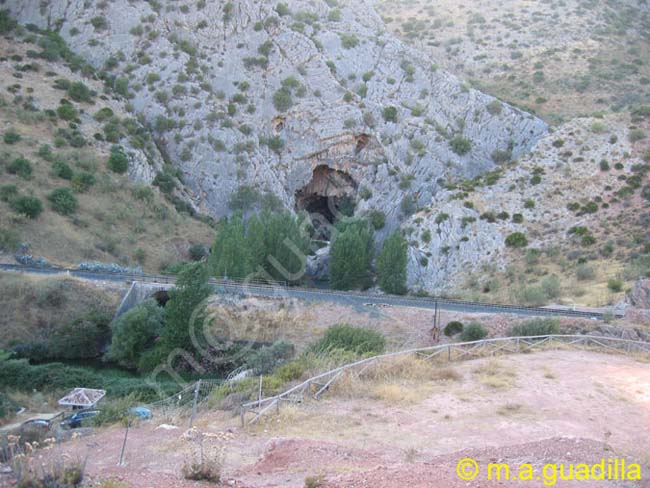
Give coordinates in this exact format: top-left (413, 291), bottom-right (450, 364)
top-left (5, 0), bottom-right (547, 234)
top-left (377, 0), bottom-right (650, 123)
top-left (0, 31), bottom-right (214, 271)
top-left (407, 111), bottom-right (650, 305)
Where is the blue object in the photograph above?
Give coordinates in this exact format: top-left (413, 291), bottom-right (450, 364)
top-left (129, 407), bottom-right (152, 420)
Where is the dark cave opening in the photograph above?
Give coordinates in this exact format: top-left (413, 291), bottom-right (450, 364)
top-left (295, 165), bottom-right (357, 240)
top-left (152, 290), bottom-right (170, 307)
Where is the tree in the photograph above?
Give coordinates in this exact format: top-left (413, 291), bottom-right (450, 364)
top-left (377, 231), bottom-right (408, 295)
top-left (209, 216), bottom-right (251, 280)
top-left (329, 219), bottom-right (374, 290)
top-left (261, 211), bottom-right (311, 281)
top-left (106, 300), bottom-right (164, 369)
top-left (158, 263), bottom-right (212, 354)
top-left (47, 188), bottom-right (78, 215)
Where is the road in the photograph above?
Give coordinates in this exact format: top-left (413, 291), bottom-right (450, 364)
top-left (0, 263), bottom-right (616, 320)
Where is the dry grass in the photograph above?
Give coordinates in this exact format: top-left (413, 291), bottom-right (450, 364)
top-left (496, 402), bottom-right (525, 416)
top-left (0, 272), bottom-right (121, 347)
top-left (473, 359), bottom-right (517, 389)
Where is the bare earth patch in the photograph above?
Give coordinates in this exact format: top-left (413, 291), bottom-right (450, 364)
top-left (5, 350), bottom-right (648, 487)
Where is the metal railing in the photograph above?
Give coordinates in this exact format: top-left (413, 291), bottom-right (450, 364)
top-left (239, 335), bottom-right (650, 426)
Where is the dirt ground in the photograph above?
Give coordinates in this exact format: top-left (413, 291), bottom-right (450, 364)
top-left (4, 350), bottom-right (648, 488)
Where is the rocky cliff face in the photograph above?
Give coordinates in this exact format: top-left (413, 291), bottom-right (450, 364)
top-left (5, 0), bottom-right (547, 235)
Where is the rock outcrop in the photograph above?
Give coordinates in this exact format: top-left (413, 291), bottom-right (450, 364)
top-left (627, 279), bottom-right (650, 309)
top-left (5, 0), bottom-right (547, 234)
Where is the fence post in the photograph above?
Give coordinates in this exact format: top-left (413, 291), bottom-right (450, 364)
top-left (240, 406), bottom-right (245, 428)
top-left (447, 345), bottom-right (451, 362)
top-left (118, 418), bottom-right (131, 466)
top-left (189, 380), bottom-right (201, 428)
top-left (258, 375), bottom-right (263, 405)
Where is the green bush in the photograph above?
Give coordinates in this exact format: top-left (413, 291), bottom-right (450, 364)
top-left (275, 361), bottom-right (305, 382)
top-left (382, 106), bottom-right (397, 122)
top-left (245, 341), bottom-right (294, 375)
top-left (576, 264), bottom-right (595, 281)
top-left (444, 321), bottom-right (463, 337)
top-left (56, 102), bottom-right (78, 121)
top-left (450, 136), bottom-right (472, 155)
top-left (607, 277), bottom-right (623, 292)
top-left (312, 324), bottom-right (386, 355)
top-left (52, 160), bottom-right (74, 180)
top-left (71, 171), bottom-right (95, 192)
top-left (106, 300), bottom-right (164, 369)
top-left (10, 195), bottom-right (42, 218)
top-left (107, 145), bottom-right (129, 173)
top-left (67, 81), bottom-right (93, 103)
top-left (340, 33), bottom-right (359, 49)
top-left (47, 187), bottom-right (78, 215)
top-left (368, 210), bottom-right (386, 230)
top-left (0, 184), bottom-right (18, 202)
top-left (7, 156), bottom-right (33, 179)
top-left (3, 129), bottom-right (21, 144)
top-left (508, 318), bottom-right (560, 337)
top-left (0, 358), bottom-right (103, 392)
top-left (540, 275), bottom-right (561, 299)
top-left (505, 232), bottom-right (528, 248)
top-left (460, 322), bottom-right (487, 342)
top-left (514, 285), bottom-right (547, 306)
top-left (273, 87), bottom-right (293, 112)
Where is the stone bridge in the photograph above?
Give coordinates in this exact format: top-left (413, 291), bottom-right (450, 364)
top-left (113, 281), bottom-right (174, 320)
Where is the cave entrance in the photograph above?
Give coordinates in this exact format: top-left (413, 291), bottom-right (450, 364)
top-left (295, 165), bottom-right (357, 240)
top-left (152, 290), bottom-right (170, 307)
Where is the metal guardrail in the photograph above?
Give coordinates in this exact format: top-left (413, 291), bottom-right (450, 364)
top-left (0, 263), bottom-right (618, 319)
top-left (239, 335), bottom-right (650, 426)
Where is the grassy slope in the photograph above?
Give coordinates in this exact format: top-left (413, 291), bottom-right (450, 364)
top-left (0, 35), bottom-right (214, 272)
top-left (377, 0), bottom-right (650, 124)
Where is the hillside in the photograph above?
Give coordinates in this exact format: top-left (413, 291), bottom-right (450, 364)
top-left (4, 0), bottom-right (546, 233)
top-left (0, 31), bottom-right (214, 272)
top-left (377, 0), bottom-right (650, 124)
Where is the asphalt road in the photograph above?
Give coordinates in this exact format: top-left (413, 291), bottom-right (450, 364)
top-left (0, 263), bottom-right (613, 320)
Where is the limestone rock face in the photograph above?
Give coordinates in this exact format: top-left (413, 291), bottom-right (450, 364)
top-left (5, 0), bottom-right (547, 231)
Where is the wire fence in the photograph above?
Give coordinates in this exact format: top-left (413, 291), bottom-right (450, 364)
top-left (239, 335), bottom-right (650, 426)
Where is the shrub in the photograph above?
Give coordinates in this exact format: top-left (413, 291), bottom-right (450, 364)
top-left (460, 322), bottom-right (487, 342)
top-left (107, 146), bottom-right (128, 173)
top-left (450, 136), bottom-right (472, 155)
top-left (48, 187), bottom-right (78, 215)
top-left (228, 185), bottom-right (260, 211)
top-left (313, 325), bottom-right (386, 356)
top-left (540, 274), bottom-right (561, 299)
top-left (56, 102), bottom-right (78, 121)
top-left (91, 15), bottom-right (109, 30)
top-left (106, 300), bottom-right (164, 369)
top-left (444, 321), bottom-right (463, 337)
top-left (629, 128), bottom-right (646, 142)
top-left (273, 87), bottom-right (293, 112)
top-left (67, 81), bottom-right (93, 102)
top-left (607, 277), bottom-right (623, 292)
top-left (0, 184), bottom-right (18, 202)
top-left (576, 264), bottom-right (596, 281)
top-left (71, 171), bottom-right (95, 192)
top-left (599, 159), bottom-right (610, 171)
top-left (368, 210), bottom-right (386, 230)
top-left (400, 194), bottom-right (416, 216)
top-left (382, 106), bottom-right (398, 122)
top-left (3, 129), bottom-right (21, 144)
top-left (188, 244), bottom-right (208, 261)
top-left (508, 318), bottom-right (560, 337)
top-left (514, 285), bottom-right (547, 306)
top-left (340, 33), bottom-right (359, 49)
top-left (52, 160), bottom-right (74, 180)
top-left (505, 232), bottom-right (528, 248)
top-left (245, 341), bottom-right (294, 375)
top-left (10, 196), bottom-right (42, 218)
top-left (7, 156), bottom-right (32, 179)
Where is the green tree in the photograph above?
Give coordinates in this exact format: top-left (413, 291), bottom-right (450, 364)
top-left (261, 211), bottom-right (311, 282)
top-left (209, 216), bottom-right (251, 280)
top-left (106, 300), bottom-right (164, 369)
top-left (377, 231), bottom-right (408, 295)
top-left (329, 219), bottom-right (374, 290)
top-left (158, 263), bottom-right (212, 353)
